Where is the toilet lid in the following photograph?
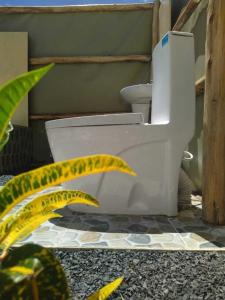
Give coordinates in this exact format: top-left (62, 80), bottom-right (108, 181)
top-left (46, 113), bottom-right (144, 129)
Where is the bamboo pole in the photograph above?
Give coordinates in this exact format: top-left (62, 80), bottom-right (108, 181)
top-left (152, 0), bottom-right (160, 51)
top-left (195, 76), bottom-right (205, 96)
top-left (0, 4), bottom-right (153, 14)
top-left (202, 0), bottom-right (225, 225)
top-left (159, 0), bottom-right (171, 39)
top-left (30, 55), bottom-right (151, 65)
top-left (172, 0), bottom-right (201, 31)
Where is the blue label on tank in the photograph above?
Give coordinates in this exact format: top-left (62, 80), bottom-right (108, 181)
top-left (162, 34), bottom-right (169, 47)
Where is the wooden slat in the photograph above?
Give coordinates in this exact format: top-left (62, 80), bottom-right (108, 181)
top-left (195, 76), bottom-right (205, 96)
top-left (29, 55), bottom-right (151, 65)
top-left (202, 0), bottom-right (225, 225)
top-left (0, 4), bottom-right (153, 14)
top-left (30, 112), bottom-right (120, 120)
top-left (152, 0), bottom-right (160, 50)
top-left (159, 0), bottom-right (171, 40)
top-left (172, 0), bottom-right (201, 31)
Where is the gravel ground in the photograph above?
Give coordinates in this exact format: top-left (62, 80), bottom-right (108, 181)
top-left (54, 249), bottom-right (225, 300)
top-left (2, 175), bottom-right (225, 299)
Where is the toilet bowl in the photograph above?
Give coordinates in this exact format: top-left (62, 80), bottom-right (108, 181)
top-left (46, 31), bottom-right (195, 216)
top-left (120, 83), bottom-right (152, 122)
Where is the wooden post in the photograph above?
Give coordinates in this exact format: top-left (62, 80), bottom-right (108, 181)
top-left (29, 55), bottom-right (150, 65)
top-left (202, 0), bottom-right (225, 225)
top-left (152, 0), bottom-right (160, 51)
top-left (159, 0), bottom-right (171, 39)
top-left (172, 0), bottom-right (201, 31)
top-left (0, 4), bottom-right (153, 13)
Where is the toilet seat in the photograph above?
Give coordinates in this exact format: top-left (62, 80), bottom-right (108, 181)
top-left (46, 113), bottom-right (144, 129)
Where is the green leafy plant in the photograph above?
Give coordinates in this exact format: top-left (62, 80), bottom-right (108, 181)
top-left (0, 66), bottom-right (135, 299)
top-left (0, 121), bottom-right (13, 151)
top-left (0, 64), bottom-right (54, 151)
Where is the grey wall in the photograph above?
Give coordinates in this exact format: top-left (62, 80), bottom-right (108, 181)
top-left (0, 11), bottom-right (152, 113)
top-left (0, 10), bottom-right (152, 165)
top-left (0, 32), bottom-right (28, 126)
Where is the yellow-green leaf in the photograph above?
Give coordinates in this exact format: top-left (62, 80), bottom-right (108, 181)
top-left (0, 64), bottom-right (54, 148)
top-left (17, 189), bottom-right (99, 218)
top-left (0, 244), bottom-right (70, 299)
top-left (1, 212), bottom-right (61, 255)
top-left (0, 121), bottom-right (13, 151)
top-left (0, 154), bottom-right (136, 220)
top-left (2, 258), bottom-right (42, 285)
top-left (0, 190), bottom-right (98, 244)
top-left (5, 266), bottom-right (34, 276)
top-left (0, 257), bottom-right (43, 296)
top-left (87, 277), bottom-right (124, 300)
top-left (0, 215), bottom-right (15, 243)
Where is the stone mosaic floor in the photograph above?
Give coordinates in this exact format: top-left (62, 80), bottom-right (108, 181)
top-left (4, 186), bottom-right (224, 251)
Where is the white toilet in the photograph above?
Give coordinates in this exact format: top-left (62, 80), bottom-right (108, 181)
top-left (46, 31), bottom-right (195, 216)
top-left (120, 83), bottom-right (152, 123)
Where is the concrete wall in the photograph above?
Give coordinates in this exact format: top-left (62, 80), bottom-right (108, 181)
top-left (0, 32), bottom-right (28, 126)
top-left (0, 10), bottom-right (152, 165)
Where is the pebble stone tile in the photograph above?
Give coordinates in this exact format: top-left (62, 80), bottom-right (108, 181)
top-left (1, 183), bottom-right (225, 251)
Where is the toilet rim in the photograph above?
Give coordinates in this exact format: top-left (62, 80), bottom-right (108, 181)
top-left (45, 112), bottom-right (144, 129)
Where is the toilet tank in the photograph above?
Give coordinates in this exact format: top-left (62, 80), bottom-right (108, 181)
top-left (151, 31), bottom-right (195, 136)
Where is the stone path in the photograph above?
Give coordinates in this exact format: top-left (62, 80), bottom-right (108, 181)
top-left (6, 186), bottom-right (225, 251)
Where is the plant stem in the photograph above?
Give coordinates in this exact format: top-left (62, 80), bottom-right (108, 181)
top-left (0, 250), bottom-right (7, 261)
top-left (31, 277), bottom-right (39, 300)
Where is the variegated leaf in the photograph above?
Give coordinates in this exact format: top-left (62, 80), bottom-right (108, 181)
top-left (0, 257), bottom-right (43, 299)
top-left (17, 189), bottom-right (99, 217)
top-left (0, 190), bottom-right (99, 245)
top-left (2, 258), bottom-right (42, 280)
top-left (87, 277), bottom-right (124, 300)
top-left (0, 244), bottom-right (70, 300)
top-left (0, 154), bottom-right (136, 220)
top-left (0, 214), bottom-right (15, 243)
top-left (6, 266), bottom-right (34, 276)
top-left (1, 212), bottom-right (61, 255)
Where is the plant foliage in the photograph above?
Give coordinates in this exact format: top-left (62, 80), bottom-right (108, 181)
top-left (87, 277), bottom-right (124, 300)
top-left (0, 64), bottom-right (54, 151)
top-left (0, 154), bottom-right (135, 220)
top-left (0, 65), bottom-right (131, 299)
top-left (0, 121), bottom-right (13, 151)
top-left (0, 244), bottom-right (70, 300)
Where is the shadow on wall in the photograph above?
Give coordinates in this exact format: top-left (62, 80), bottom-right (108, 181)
top-left (172, 0), bottom-right (189, 27)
